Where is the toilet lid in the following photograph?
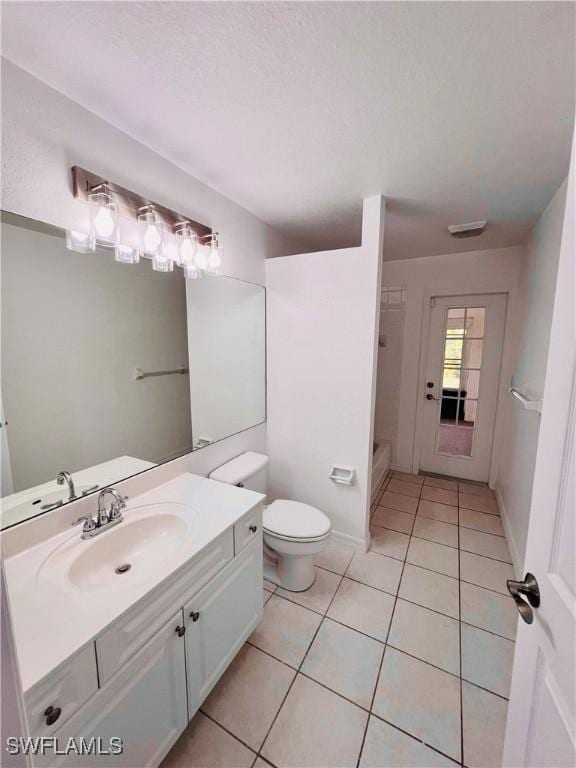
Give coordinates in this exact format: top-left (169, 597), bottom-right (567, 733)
top-left (264, 500), bottom-right (331, 540)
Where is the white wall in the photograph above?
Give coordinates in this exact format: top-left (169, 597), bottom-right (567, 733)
top-left (186, 277), bottom-right (265, 446)
top-left (0, 60), bottom-right (297, 492)
top-left (266, 196), bottom-right (384, 548)
top-left (496, 178), bottom-right (569, 570)
top-left (382, 246), bottom-right (525, 479)
top-left (2, 220), bottom-right (192, 491)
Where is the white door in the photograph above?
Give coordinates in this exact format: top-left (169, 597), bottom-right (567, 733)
top-left (503, 142), bottom-right (575, 767)
top-left (420, 293), bottom-right (507, 481)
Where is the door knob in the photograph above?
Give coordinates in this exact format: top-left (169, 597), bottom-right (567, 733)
top-left (507, 573), bottom-right (540, 624)
top-left (175, 625), bottom-right (186, 637)
top-left (426, 394), bottom-right (440, 401)
top-left (190, 611), bottom-right (200, 622)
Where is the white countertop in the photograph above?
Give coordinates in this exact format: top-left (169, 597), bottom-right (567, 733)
top-left (4, 472), bottom-right (263, 693)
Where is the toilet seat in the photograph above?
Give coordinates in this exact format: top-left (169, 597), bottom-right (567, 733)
top-left (264, 499), bottom-right (331, 541)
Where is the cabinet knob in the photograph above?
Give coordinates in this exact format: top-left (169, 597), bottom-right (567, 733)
top-left (175, 625), bottom-right (186, 637)
top-left (44, 706), bottom-right (62, 726)
top-left (249, 525), bottom-right (257, 533)
top-left (190, 611), bottom-right (200, 622)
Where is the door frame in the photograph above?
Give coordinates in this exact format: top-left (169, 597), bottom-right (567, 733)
top-left (412, 290), bottom-right (513, 483)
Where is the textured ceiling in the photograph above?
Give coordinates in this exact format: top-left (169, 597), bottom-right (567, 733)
top-left (1, 1), bottom-right (574, 258)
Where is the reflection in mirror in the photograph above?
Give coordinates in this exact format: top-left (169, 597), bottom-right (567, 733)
top-left (187, 278), bottom-right (266, 448)
top-left (0, 213), bottom-right (266, 530)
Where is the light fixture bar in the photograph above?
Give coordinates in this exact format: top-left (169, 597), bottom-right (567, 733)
top-left (71, 166), bottom-right (212, 240)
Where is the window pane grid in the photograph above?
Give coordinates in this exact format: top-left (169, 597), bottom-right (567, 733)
top-left (437, 306), bottom-right (485, 458)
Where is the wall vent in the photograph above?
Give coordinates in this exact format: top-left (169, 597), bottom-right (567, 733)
top-left (447, 220), bottom-right (487, 238)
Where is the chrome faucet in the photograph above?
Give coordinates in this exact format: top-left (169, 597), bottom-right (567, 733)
top-left (72, 487), bottom-right (127, 539)
top-left (57, 471), bottom-right (77, 502)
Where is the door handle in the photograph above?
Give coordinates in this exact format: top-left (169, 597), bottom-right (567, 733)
top-left (507, 573), bottom-right (540, 624)
top-left (426, 394), bottom-right (440, 401)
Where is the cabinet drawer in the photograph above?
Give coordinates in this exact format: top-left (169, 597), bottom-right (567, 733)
top-left (96, 529), bottom-right (233, 684)
top-left (25, 643), bottom-right (98, 738)
top-left (234, 505), bottom-right (263, 555)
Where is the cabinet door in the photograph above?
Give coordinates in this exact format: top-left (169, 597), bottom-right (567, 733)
top-left (184, 538), bottom-right (263, 719)
top-left (34, 611), bottom-right (188, 768)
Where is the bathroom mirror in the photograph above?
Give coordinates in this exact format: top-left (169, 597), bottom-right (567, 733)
top-left (0, 212), bottom-right (266, 530)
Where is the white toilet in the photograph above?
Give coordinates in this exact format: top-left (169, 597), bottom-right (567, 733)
top-left (209, 452), bottom-right (331, 592)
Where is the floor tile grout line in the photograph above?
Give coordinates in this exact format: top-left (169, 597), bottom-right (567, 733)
top-left (253, 563), bottom-right (349, 764)
top-left (198, 709), bottom-right (260, 759)
top-left (355, 480), bottom-right (421, 768)
top-left (368, 711), bottom-right (462, 767)
top-left (273, 566), bottom-right (516, 640)
top-left (256, 597), bottom-right (513, 697)
top-left (458, 492), bottom-right (465, 767)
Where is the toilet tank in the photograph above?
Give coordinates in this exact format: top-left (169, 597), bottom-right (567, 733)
top-left (208, 452), bottom-right (269, 495)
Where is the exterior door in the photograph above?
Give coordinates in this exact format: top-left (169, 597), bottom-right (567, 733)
top-left (420, 293), bottom-right (507, 481)
top-left (503, 143), bottom-right (574, 767)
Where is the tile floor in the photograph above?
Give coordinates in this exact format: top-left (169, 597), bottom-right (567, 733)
top-left (163, 471), bottom-right (518, 768)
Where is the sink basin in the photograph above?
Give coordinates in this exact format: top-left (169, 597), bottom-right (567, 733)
top-left (37, 504), bottom-right (190, 592)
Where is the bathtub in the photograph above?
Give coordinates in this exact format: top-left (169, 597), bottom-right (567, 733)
top-left (371, 439), bottom-right (391, 502)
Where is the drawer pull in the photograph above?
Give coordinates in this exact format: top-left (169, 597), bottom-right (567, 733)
top-left (249, 525), bottom-right (258, 533)
top-left (190, 611), bottom-right (200, 622)
top-left (175, 625), bottom-right (186, 637)
top-left (44, 706), bottom-right (62, 726)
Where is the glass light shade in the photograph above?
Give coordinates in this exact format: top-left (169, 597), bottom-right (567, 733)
top-left (206, 239), bottom-right (223, 276)
top-left (176, 225), bottom-right (198, 268)
top-left (88, 191), bottom-right (119, 244)
top-left (162, 235), bottom-right (179, 265)
top-left (114, 244), bottom-right (140, 264)
top-left (151, 252), bottom-right (174, 272)
top-left (195, 244), bottom-right (208, 271)
top-left (138, 208), bottom-right (164, 257)
top-left (183, 261), bottom-right (201, 279)
top-left (66, 229), bottom-right (95, 253)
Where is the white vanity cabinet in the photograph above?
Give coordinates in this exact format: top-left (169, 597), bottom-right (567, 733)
top-left (29, 505), bottom-right (264, 768)
top-left (35, 611), bottom-right (188, 768)
top-left (184, 535), bottom-right (263, 719)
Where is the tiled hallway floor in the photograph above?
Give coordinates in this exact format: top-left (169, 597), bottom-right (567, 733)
top-left (163, 472), bottom-right (518, 768)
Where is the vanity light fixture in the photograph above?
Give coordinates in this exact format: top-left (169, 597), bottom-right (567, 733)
top-left (67, 166), bottom-right (223, 278)
top-left (88, 183), bottom-right (119, 244)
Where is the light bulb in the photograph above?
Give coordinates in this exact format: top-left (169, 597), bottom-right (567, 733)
top-left (88, 188), bottom-right (118, 244)
top-left (207, 238), bottom-right (222, 275)
top-left (138, 206), bottom-right (164, 256)
top-left (94, 206), bottom-right (116, 238)
top-left (195, 245), bottom-right (208, 271)
top-left (144, 223), bottom-right (162, 253)
top-left (180, 237), bottom-right (196, 265)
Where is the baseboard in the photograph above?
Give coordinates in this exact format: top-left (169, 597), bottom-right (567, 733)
top-left (331, 529), bottom-right (368, 552)
top-left (495, 486), bottom-right (521, 577)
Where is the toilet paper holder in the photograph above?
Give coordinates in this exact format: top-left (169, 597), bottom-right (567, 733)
top-left (329, 466), bottom-right (356, 486)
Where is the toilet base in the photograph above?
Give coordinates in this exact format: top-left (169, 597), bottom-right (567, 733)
top-left (263, 552), bottom-right (317, 592)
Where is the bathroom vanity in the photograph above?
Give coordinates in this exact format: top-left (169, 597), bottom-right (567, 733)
top-left (3, 473), bottom-right (264, 767)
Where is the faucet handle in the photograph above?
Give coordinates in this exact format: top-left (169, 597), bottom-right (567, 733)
top-left (72, 513), bottom-right (96, 533)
